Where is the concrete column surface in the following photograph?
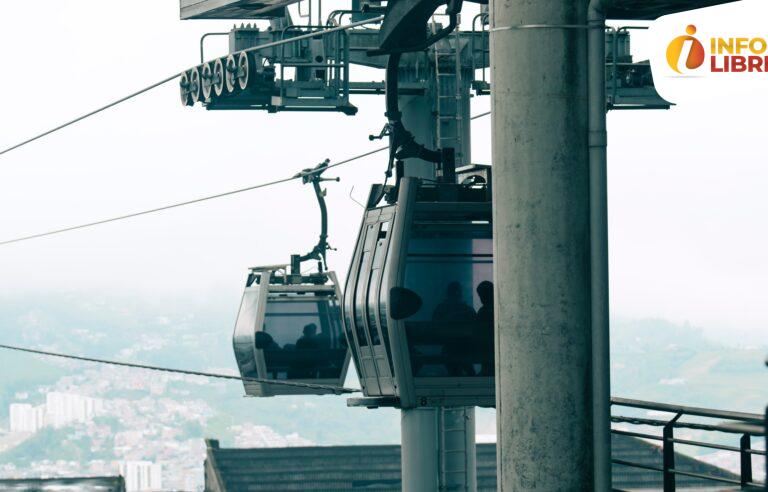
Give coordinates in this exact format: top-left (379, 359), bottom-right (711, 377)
top-left (401, 407), bottom-right (477, 492)
top-left (402, 408), bottom-right (439, 492)
top-left (489, 0), bottom-right (594, 490)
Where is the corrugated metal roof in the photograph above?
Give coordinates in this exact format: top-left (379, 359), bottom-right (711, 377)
top-left (204, 436), bottom-right (739, 491)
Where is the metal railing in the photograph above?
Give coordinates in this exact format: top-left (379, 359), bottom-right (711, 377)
top-left (278, 23), bottom-right (352, 107)
top-left (469, 12), bottom-right (489, 89)
top-left (611, 397), bottom-right (766, 491)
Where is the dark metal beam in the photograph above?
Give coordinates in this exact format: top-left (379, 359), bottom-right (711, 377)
top-left (180, 0), bottom-right (299, 19)
top-left (604, 0), bottom-right (739, 20)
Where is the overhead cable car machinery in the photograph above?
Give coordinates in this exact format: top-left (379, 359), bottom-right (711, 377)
top-left (179, 0), bottom-right (672, 117)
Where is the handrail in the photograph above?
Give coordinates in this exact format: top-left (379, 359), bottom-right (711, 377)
top-left (611, 396), bottom-right (763, 423)
top-left (277, 24), bottom-right (351, 108)
top-left (611, 397), bottom-right (766, 491)
top-left (470, 13), bottom-right (489, 86)
top-left (200, 32), bottom-right (230, 64)
top-left (612, 415), bottom-right (767, 438)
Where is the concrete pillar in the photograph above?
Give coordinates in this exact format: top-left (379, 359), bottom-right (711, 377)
top-left (489, 0), bottom-right (594, 489)
top-left (402, 408), bottom-right (440, 492)
top-left (401, 407), bottom-right (477, 492)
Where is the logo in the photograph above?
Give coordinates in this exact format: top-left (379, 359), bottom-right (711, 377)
top-left (664, 24), bottom-right (768, 75)
top-left (647, 2), bottom-right (767, 104)
top-left (666, 25), bottom-right (706, 73)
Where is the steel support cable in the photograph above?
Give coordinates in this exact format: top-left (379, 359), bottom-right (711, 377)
top-left (0, 16), bottom-right (385, 159)
top-left (0, 112), bottom-right (490, 247)
top-left (0, 343), bottom-right (359, 394)
top-left (0, 146), bottom-right (387, 247)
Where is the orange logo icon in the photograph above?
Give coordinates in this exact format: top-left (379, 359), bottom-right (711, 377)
top-left (666, 25), bottom-right (706, 73)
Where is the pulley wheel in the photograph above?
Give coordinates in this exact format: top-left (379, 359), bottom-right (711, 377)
top-left (236, 52), bottom-right (250, 91)
top-left (213, 58), bottom-right (226, 97)
top-left (225, 55), bottom-right (238, 93)
top-left (179, 71), bottom-right (193, 106)
top-left (189, 67), bottom-right (202, 104)
top-left (201, 63), bottom-right (214, 101)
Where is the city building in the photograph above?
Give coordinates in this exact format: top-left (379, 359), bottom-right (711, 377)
top-left (118, 461), bottom-right (162, 492)
top-left (8, 404), bottom-right (45, 433)
top-left (45, 392), bottom-right (104, 428)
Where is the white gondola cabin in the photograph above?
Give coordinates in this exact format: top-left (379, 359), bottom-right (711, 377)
top-left (233, 265), bottom-right (350, 396)
top-left (232, 161), bottom-right (350, 397)
top-left (343, 169), bottom-right (494, 408)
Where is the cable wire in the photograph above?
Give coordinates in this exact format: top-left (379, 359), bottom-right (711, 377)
top-left (0, 16), bottom-right (384, 159)
top-left (0, 343), bottom-right (359, 395)
top-left (0, 111), bottom-right (490, 247)
top-left (0, 146), bottom-right (388, 247)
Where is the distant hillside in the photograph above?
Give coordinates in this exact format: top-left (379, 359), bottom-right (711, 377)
top-left (611, 317), bottom-right (767, 413)
top-left (0, 295), bottom-right (764, 458)
top-left (0, 292), bottom-right (401, 454)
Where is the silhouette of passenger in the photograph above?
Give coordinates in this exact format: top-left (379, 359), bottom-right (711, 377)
top-left (291, 323), bottom-right (320, 378)
top-left (476, 281), bottom-right (493, 326)
top-left (432, 282), bottom-right (476, 376)
top-left (254, 331), bottom-right (280, 351)
top-left (296, 323), bottom-right (320, 350)
top-left (255, 332), bottom-right (282, 379)
top-left (476, 281), bottom-right (494, 376)
top-left (432, 282), bottom-right (476, 322)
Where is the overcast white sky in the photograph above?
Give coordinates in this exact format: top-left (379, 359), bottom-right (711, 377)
top-left (0, 0), bottom-right (765, 345)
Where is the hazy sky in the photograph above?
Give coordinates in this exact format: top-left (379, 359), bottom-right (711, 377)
top-left (0, 0), bottom-right (765, 345)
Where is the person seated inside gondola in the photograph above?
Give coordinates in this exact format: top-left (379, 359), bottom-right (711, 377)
top-left (289, 323), bottom-right (321, 378)
top-left (255, 331), bottom-right (283, 379)
top-left (255, 331), bottom-right (281, 351)
top-left (431, 281), bottom-right (476, 376)
top-left (432, 281), bottom-right (476, 322)
top-left (296, 323), bottom-right (320, 350)
top-left (475, 281), bottom-right (494, 376)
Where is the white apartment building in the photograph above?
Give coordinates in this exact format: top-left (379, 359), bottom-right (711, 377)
top-left (45, 392), bottom-right (104, 428)
top-left (9, 403), bottom-right (45, 433)
top-left (118, 461), bottom-right (163, 492)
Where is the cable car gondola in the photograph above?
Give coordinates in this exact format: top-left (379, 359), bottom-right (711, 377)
top-left (344, 40), bottom-right (494, 408)
top-left (232, 162), bottom-right (351, 396)
top-left (344, 165), bottom-right (494, 408)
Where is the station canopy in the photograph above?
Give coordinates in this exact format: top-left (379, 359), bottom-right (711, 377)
top-left (604, 0), bottom-right (738, 20)
top-left (181, 0), bottom-right (739, 20)
top-left (180, 0), bottom-right (300, 19)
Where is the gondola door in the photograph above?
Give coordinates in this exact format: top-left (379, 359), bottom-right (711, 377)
top-left (345, 205), bottom-right (399, 396)
top-left (346, 211), bottom-right (384, 395)
top-left (365, 211), bottom-right (397, 394)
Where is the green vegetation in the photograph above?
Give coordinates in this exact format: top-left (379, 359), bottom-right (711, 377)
top-left (611, 318), bottom-right (768, 413)
top-left (0, 352), bottom-right (63, 420)
top-left (0, 424), bottom-right (114, 463)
